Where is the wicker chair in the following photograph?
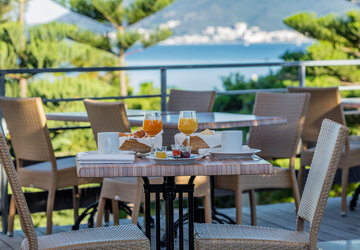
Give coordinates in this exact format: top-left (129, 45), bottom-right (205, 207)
top-left (84, 99), bottom-right (212, 226)
top-left (288, 86), bottom-right (360, 216)
top-left (167, 89), bottom-right (216, 112)
top-left (164, 89), bottom-right (216, 147)
top-left (195, 119), bottom-right (349, 250)
top-left (0, 97), bottom-right (101, 235)
top-left (214, 92), bottom-right (310, 225)
top-left (0, 130), bottom-right (150, 250)
top-left (83, 99), bottom-right (162, 226)
top-left (166, 89), bottom-right (215, 223)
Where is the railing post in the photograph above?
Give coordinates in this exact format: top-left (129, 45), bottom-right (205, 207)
top-left (160, 68), bottom-right (167, 112)
top-left (298, 64), bottom-right (306, 87)
top-left (0, 72), bottom-right (8, 234)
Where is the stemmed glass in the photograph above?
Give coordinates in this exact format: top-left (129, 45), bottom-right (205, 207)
top-left (178, 111), bottom-right (198, 147)
top-left (143, 112), bottom-right (162, 154)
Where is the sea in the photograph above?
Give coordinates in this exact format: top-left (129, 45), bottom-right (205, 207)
top-left (125, 43), bottom-right (310, 92)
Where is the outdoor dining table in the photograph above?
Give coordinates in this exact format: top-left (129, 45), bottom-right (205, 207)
top-left (48, 110), bottom-right (286, 250)
top-left (76, 156), bottom-right (274, 250)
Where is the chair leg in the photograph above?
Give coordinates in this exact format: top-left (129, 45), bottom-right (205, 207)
top-left (46, 188), bottom-right (56, 235)
top-left (7, 195), bottom-right (16, 236)
top-left (131, 185), bottom-right (143, 225)
top-left (249, 190), bottom-right (257, 226)
top-left (341, 167), bottom-right (349, 216)
top-left (290, 170), bottom-right (301, 212)
top-left (203, 194), bottom-right (212, 223)
top-left (112, 200), bottom-right (119, 226)
top-left (298, 164), bottom-right (305, 195)
top-left (96, 197), bottom-right (106, 227)
top-left (72, 186), bottom-right (80, 223)
top-left (235, 188), bottom-right (242, 224)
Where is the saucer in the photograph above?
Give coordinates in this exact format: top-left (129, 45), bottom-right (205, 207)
top-left (208, 147), bottom-right (261, 159)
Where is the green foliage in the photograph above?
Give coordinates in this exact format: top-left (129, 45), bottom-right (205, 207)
top-left (0, 22), bottom-right (80, 70)
top-left (92, 0), bottom-right (125, 26)
top-left (126, 0), bottom-right (175, 25)
top-left (67, 28), bottom-right (112, 51)
top-left (62, 0), bottom-right (174, 56)
top-left (141, 27), bottom-right (172, 48)
top-left (55, 0), bottom-right (107, 23)
top-left (213, 72), bottom-right (287, 113)
top-left (284, 10), bottom-right (360, 83)
top-left (125, 82), bottom-right (161, 110)
top-left (116, 30), bottom-right (141, 52)
top-left (0, 0), bottom-right (13, 24)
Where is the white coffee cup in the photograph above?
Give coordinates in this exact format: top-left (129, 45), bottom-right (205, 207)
top-left (221, 131), bottom-right (243, 153)
top-left (97, 132), bottom-right (119, 154)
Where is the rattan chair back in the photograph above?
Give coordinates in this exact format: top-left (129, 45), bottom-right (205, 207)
top-left (0, 97), bottom-right (55, 162)
top-left (167, 89), bottom-right (216, 112)
top-left (297, 119), bottom-right (348, 245)
top-left (248, 92), bottom-right (310, 159)
top-left (84, 99), bottom-right (131, 144)
top-left (0, 131), bottom-right (38, 249)
top-left (288, 87), bottom-right (346, 144)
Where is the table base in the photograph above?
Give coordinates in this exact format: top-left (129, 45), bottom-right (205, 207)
top-left (143, 176), bottom-right (195, 250)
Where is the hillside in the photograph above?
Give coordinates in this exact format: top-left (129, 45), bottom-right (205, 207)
top-left (135, 0), bottom-right (359, 34)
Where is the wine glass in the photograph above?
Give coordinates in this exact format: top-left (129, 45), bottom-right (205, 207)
top-left (178, 111), bottom-right (198, 147)
top-left (143, 112), bottom-right (162, 154)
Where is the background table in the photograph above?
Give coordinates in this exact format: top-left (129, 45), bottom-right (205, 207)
top-left (76, 156), bottom-right (273, 250)
top-left (46, 111), bottom-right (287, 129)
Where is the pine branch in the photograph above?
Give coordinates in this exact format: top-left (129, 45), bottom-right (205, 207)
top-left (126, 0), bottom-right (175, 25)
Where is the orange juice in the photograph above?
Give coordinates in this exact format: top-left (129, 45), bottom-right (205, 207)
top-left (178, 118), bottom-right (198, 136)
top-left (143, 119), bottom-right (162, 137)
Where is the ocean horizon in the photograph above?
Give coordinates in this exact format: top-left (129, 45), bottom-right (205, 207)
top-left (126, 43), bottom-right (310, 92)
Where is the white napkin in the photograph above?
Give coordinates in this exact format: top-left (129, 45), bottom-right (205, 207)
top-left (77, 151), bottom-right (135, 164)
top-left (174, 131), bottom-right (221, 148)
top-left (119, 133), bottom-right (162, 148)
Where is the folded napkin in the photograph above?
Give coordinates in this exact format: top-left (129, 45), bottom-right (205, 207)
top-left (77, 151), bottom-right (135, 164)
top-left (119, 132), bottom-right (162, 148)
top-left (175, 131), bottom-right (221, 148)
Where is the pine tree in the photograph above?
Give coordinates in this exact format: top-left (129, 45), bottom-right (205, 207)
top-left (284, 10), bottom-right (360, 84)
top-left (0, 0), bottom-right (13, 24)
top-left (57, 0), bottom-right (175, 96)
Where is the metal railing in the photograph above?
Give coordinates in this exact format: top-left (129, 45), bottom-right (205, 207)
top-left (1, 59), bottom-right (360, 233)
top-left (1, 59), bottom-right (360, 113)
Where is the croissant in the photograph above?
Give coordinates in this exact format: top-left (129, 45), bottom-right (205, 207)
top-left (119, 130), bottom-right (147, 138)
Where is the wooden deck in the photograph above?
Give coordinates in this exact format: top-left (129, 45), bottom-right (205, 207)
top-left (0, 197), bottom-right (359, 249)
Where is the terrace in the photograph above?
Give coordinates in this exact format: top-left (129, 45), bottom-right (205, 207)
top-left (0, 60), bottom-right (360, 249)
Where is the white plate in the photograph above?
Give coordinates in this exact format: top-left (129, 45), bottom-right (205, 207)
top-left (208, 147), bottom-right (261, 159)
top-left (119, 150), bottom-right (135, 155)
top-left (146, 153), bottom-right (202, 165)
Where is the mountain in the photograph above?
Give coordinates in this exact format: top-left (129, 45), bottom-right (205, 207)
top-left (133, 0), bottom-right (359, 44)
top-left (23, 0), bottom-right (360, 45)
top-left (135, 0), bottom-right (359, 33)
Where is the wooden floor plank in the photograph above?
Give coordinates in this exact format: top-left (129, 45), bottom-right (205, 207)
top-left (1, 197), bottom-right (359, 249)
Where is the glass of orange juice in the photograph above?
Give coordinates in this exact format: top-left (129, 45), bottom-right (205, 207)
top-left (143, 112), bottom-right (162, 154)
top-left (178, 111), bottom-right (198, 147)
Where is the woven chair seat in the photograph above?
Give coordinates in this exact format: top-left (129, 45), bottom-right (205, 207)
top-left (300, 136), bottom-right (360, 168)
top-left (17, 157), bottom-right (101, 189)
top-left (195, 223), bottom-right (309, 249)
top-left (20, 157), bottom-right (76, 172)
top-left (21, 224), bottom-right (150, 250)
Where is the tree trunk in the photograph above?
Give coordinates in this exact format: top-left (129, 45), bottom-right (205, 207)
top-left (117, 26), bottom-right (127, 96)
top-left (19, 0), bottom-right (27, 98)
top-left (19, 0), bottom-right (25, 24)
top-left (19, 78), bottom-right (27, 97)
top-left (119, 53), bottom-right (127, 96)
